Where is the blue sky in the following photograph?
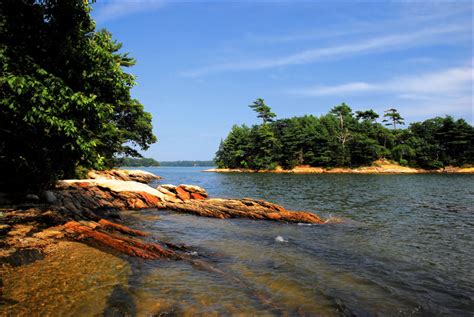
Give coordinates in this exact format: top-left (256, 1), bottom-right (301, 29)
top-left (91, 1), bottom-right (473, 161)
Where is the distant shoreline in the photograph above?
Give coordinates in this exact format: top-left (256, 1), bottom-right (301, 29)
top-left (203, 163), bottom-right (474, 174)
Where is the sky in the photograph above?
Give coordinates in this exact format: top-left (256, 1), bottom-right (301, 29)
top-left (91, 0), bottom-right (473, 161)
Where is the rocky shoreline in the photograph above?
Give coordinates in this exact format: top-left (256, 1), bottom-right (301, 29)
top-left (1, 169), bottom-right (330, 314)
top-left (0, 169), bottom-right (325, 266)
top-left (204, 161), bottom-right (474, 174)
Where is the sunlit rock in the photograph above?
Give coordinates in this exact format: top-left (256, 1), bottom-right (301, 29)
top-left (87, 169), bottom-right (161, 183)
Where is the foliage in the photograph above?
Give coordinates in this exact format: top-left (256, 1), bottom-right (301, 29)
top-left (355, 109), bottom-right (379, 122)
top-left (215, 102), bottom-right (474, 170)
top-left (159, 161), bottom-right (215, 167)
top-left (0, 0), bottom-right (156, 191)
top-left (383, 108), bottom-right (405, 129)
top-left (116, 157), bottom-right (160, 167)
top-left (249, 98), bottom-right (276, 124)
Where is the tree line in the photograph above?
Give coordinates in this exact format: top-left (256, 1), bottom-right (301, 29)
top-left (159, 161), bottom-right (215, 167)
top-left (215, 99), bottom-right (474, 170)
top-left (115, 157), bottom-right (160, 167)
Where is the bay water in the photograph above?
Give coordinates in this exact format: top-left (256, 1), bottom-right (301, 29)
top-left (3, 167), bottom-right (473, 316)
top-left (119, 167), bottom-right (473, 316)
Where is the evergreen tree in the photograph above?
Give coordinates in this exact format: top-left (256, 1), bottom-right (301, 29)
top-left (248, 124), bottom-right (280, 170)
top-left (355, 109), bottom-right (379, 122)
top-left (383, 108), bottom-right (405, 129)
top-left (215, 102), bottom-right (473, 170)
top-left (249, 98), bottom-right (276, 124)
top-left (329, 103), bottom-right (354, 165)
top-left (214, 125), bottom-right (252, 168)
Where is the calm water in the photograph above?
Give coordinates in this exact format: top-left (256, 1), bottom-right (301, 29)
top-left (4, 167), bottom-right (474, 316)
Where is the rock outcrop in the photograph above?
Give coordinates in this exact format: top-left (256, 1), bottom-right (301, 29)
top-left (157, 184), bottom-right (208, 201)
top-left (87, 169), bottom-right (161, 183)
top-left (0, 208), bottom-right (182, 261)
top-left (63, 221), bottom-right (178, 259)
top-left (163, 198), bottom-right (324, 223)
top-left (53, 180), bottom-right (323, 224)
top-left (1, 169), bottom-right (325, 263)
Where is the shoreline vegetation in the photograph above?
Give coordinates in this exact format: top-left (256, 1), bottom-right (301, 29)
top-left (205, 160), bottom-right (474, 174)
top-left (158, 160), bottom-right (215, 167)
top-left (214, 100), bottom-right (473, 173)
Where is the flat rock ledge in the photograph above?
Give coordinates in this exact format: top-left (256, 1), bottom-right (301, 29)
top-left (87, 169), bottom-right (162, 183)
top-left (1, 174), bottom-right (324, 264)
top-left (54, 179), bottom-right (324, 224)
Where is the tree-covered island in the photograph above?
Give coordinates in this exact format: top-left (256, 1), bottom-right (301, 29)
top-left (215, 99), bottom-right (474, 171)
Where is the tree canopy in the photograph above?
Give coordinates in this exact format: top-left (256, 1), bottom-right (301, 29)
top-left (0, 0), bottom-right (156, 191)
top-left (383, 108), bottom-right (405, 129)
top-left (215, 102), bottom-right (474, 170)
top-left (249, 98), bottom-right (276, 124)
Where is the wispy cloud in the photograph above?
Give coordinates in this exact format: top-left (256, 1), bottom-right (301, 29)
top-left (292, 65), bottom-right (472, 98)
top-left (242, 3), bottom-right (470, 45)
top-left (93, 0), bottom-right (165, 23)
top-left (181, 25), bottom-right (467, 77)
top-left (291, 63), bottom-right (473, 121)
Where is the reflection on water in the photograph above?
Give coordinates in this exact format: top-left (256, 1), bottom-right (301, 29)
top-left (1, 168), bottom-right (473, 316)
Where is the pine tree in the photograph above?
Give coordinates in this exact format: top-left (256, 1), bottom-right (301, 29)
top-left (249, 98), bottom-right (276, 124)
top-left (383, 108), bottom-right (405, 129)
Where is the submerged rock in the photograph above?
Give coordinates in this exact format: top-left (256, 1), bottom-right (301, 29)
top-left (0, 241), bottom-right (131, 316)
top-left (63, 221), bottom-right (178, 259)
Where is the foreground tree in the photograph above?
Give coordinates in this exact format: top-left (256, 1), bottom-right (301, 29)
top-left (0, 0), bottom-right (156, 191)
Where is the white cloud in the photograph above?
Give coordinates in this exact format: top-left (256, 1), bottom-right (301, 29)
top-left (293, 65), bottom-right (472, 98)
top-left (302, 82), bottom-right (375, 95)
top-left (292, 64), bottom-right (473, 121)
top-left (181, 25), bottom-right (466, 77)
top-left (93, 0), bottom-right (165, 23)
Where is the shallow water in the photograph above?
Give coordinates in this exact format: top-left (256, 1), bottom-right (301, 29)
top-left (2, 167), bottom-right (474, 316)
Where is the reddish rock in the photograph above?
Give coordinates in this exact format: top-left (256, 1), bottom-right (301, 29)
top-left (176, 186), bottom-right (191, 201)
top-left (55, 180), bottom-right (326, 224)
top-left (190, 193), bottom-right (206, 200)
top-left (163, 198), bottom-right (324, 224)
top-left (178, 184), bottom-right (208, 198)
top-left (64, 221), bottom-right (177, 259)
top-left (98, 219), bottom-right (148, 236)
